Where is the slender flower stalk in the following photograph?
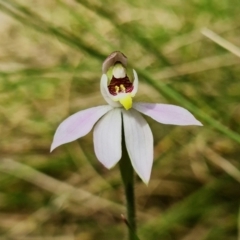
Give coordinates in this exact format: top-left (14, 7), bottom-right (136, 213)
top-left (119, 129), bottom-right (136, 239)
top-left (51, 51), bottom-right (202, 239)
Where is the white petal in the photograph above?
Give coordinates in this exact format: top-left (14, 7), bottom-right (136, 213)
top-left (100, 74), bottom-right (121, 107)
top-left (131, 69), bottom-right (139, 97)
top-left (133, 103), bottom-right (203, 126)
top-left (93, 108), bottom-right (122, 169)
top-left (122, 109), bottom-right (153, 184)
top-left (51, 105), bottom-right (112, 151)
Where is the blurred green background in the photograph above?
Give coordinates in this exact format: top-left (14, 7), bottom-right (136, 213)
top-left (0, 0), bottom-right (240, 239)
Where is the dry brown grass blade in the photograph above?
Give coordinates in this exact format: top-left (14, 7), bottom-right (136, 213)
top-left (4, 173), bottom-right (83, 237)
top-left (0, 237), bottom-right (74, 240)
top-left (153, 53), bottom-right (240, 80)
top-left (180, 224), bottom-right (210, 240)
top-left (205, 148), bottom-right (240, 184)
top-left (202, 28), bottom-right (240, 58)
top-left (0, 159), bottom-right (149, 220)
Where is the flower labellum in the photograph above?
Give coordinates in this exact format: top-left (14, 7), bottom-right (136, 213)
top-left (104, 55), bottom-right (137, 110)
top-left (51, 51), bottom-right (203, 184)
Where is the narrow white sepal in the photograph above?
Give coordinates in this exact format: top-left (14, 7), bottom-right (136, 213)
top-left (133, 103), bottom-right (203, 126)
top-left (51, 105), bottom-right (112, 151)
top-left (100, 74), bottom-right (121, 107)
top-left (93, 108), bottom-right (122, 169)
top-left (122, 109), bottom-right (153, 184)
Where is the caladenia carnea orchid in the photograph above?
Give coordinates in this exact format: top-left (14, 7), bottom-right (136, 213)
top-left (51, 51), bottom-right (202, 239)
top-left (51, 51), bottom-right (202, 184)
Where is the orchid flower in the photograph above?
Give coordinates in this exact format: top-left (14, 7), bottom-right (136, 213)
top-left (51, 51), bottom-right (202, 184)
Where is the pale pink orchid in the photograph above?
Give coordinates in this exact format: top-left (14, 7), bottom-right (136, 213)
top-left (51, 52), bottom-right (202, 184)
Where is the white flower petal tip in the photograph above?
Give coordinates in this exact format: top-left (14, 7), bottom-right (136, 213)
top-left (142, 179), bottom-right (150, 185)
top-left (133, 103), bottom-right (203, 126)
top-left (194, 120), bottom-right (203, 126)
top-left (50, 143), bottom-right (57, 152)
top-left (94, 108), bottom-right (122, 169)
top-left (50, 105), bottom-right (113, 152)
top-left (139, 170), bottom-right (151, 185)
top-left (102, 51), bottom-right (127, 73)
top-left (122, 109), bottom-right (153, 184)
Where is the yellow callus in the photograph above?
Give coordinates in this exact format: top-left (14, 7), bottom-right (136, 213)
top-left (119, 94), bottom-right (132, 110)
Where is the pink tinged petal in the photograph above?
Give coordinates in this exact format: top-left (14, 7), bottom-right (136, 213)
top-left (102, 51), bottom-right (127, 73)
top-left (93, 108), bottom-right (122, 169)
top-left (133, 103), bottom-right (203, 126)
top-left (100, 74), bottom-right (121, 107)
top-left (131, 69), bottom-right (138, 97)
top-left (122, 109), bottom-right (153, 184)
top-left (51, 105), bottom-right (112, 151)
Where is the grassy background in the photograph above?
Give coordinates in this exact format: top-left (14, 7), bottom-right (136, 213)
top-left (0, 0), bottom-right (240, 239)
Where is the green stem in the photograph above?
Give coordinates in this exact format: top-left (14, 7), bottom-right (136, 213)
top-left (119, 136), bottom-right (137, 240)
